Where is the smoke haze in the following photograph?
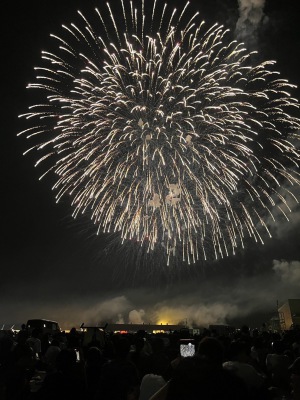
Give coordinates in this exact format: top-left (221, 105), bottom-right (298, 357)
top-left (235, 0), bottom-right (266, 45)
top-left (2, 258), bottom-right (300, 330)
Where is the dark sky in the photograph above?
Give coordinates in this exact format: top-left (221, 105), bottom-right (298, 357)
top-left (2, 0), bottom-right (300, 330)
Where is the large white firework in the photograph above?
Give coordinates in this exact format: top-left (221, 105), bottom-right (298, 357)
top-left (19, 0), bottom-right (300, 265)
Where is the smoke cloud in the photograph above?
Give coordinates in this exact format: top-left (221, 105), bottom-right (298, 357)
top-left (128, 309), bottom-right (146, 324)
top-left (273, 260), bottom-right (300, 285)
top-left (235, 0), bottom-right (266, 44)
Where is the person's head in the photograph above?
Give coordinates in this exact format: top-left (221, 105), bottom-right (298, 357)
top-left (114, 336), bottom-right (130, 359)
top-left (166, 356), bottom-right (223, 400)
top-left (227, 340), bottom-right (250, 361)
top-left (197, 337), bottom-right (224, 367)
top-left (86, 346), bottom-right (103, 366)
top-left (31, 328), bottom-right (40, 338)
top-left (241, 325), bottom-right (250, 335)
top-left (134, 336), bottom-right (145, 352)
top-left (51, 339), bottom-right (60, 347)
top-left (151, 337), bottom-right (165, 354)
top-left (271, 340), bottom-right (285, 355)
top-left (17, 331), bottom-right (28, 345)
top-left (56, 349), bottom-right (76, 372)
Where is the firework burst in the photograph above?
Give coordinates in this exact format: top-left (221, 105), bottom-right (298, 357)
top-left (19, 0), bottom-right (300, 265)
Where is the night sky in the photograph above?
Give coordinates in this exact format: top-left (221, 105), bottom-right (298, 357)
top-left (2, 0), bottom-right (300, 330)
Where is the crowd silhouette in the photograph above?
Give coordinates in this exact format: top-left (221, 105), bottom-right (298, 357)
top-left (0, 322), bottom-right (300, 399)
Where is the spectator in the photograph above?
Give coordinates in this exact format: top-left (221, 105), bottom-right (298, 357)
top-left (289, 357), bottom-right (300, 400)
top-left (266, 340), bottom-right (291, 391)
top-left (139, 336), bottom-right (170, 400)
top-left (129, 335), bottom-right (149, 380)
top-left (4, 332), bottom-right (35, 400)
top-left (4, 365), bottom-right (32, 400)
top-left (84, 346), bottom-right (106, 398)
top-left (144, 337), bottom-right (170, 379)
top-left (139, 373), bottom-right (166, 400)
top-left (197, 336), bottom-right (225, 366)
top-left (67, 327), bottom-right (81, 349)
top-left (11, 337), bottom-right (36, 372)
top-left (165, 355), bottom-right (248, 400)
top-left (223, 340), bottom-right (266, 399)
top-left (98, 335), bottom-right (140, 400)
top-left (35, 348), bottom-right (86, 400)
top-left (44, 339), bottom-right (61, 372)
top-left (26, 328), bottom-right (42, 361)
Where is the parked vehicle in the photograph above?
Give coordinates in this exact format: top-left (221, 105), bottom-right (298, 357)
top-left (26, 319), bottom-right (60, 336)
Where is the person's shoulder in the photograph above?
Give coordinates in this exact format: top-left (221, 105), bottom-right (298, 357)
top-left (142, 374), bottom-right (166, 385)
top-left (42, 371), bottom-right (63, 385)
top-left (223, 360), bottom-right (239, 372)
top-left (238, 362), bottom-right (260, 374)
top-left (27, 336), bottom-right (40, 342)
top-left (221, 367), bottom-right (245, 382)
top-left (220, 368), bottom-right (249, 397)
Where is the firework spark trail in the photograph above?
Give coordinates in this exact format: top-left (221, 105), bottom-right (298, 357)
top-left (19, 0), bottom-right (300, 265)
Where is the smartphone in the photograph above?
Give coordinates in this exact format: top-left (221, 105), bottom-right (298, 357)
top-left (180, 339), bottom-right (195, 357)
